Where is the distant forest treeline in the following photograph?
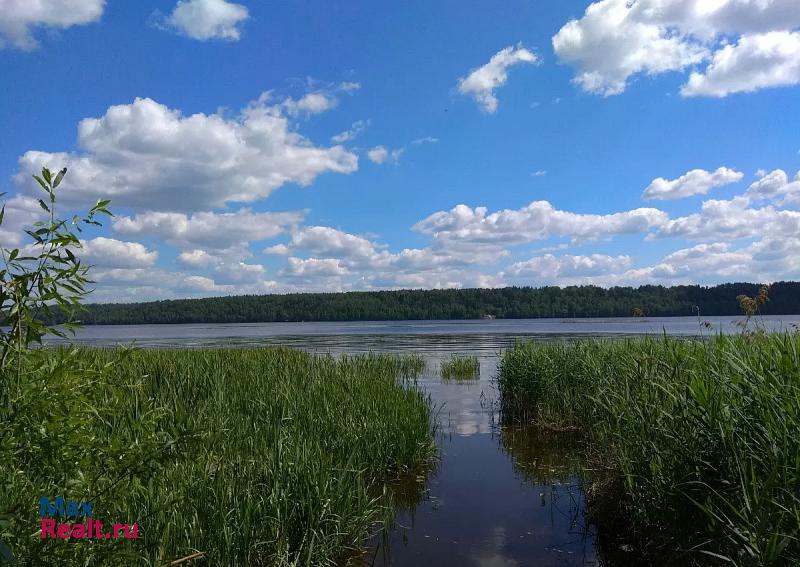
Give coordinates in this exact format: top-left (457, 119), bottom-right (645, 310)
top-left (60, 282), bottom-right (800, 325)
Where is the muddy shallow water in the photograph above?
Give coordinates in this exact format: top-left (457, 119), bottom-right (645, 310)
top-left (55, 316), bottom-right (800, 566)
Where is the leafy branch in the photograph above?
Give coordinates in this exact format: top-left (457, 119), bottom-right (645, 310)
top-left (0, 167), bottom-right (111, 375)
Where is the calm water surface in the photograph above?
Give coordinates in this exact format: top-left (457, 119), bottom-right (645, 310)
top-left (363, 356), bottom-right (598, 567)
top-left (58, 316), bottom-right (800, 566)
top-left (56, 315), bottom-right (800, 351)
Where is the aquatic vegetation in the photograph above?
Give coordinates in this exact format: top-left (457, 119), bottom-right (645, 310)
top-left (498, 334), bottom-right (800, 565)
top-left (440, 355), bottom-right (480, 380)
top-left (1, 348), bottom-right (435, 566)
top-left (0, 172), bottom-right (435, 565)
top-left (395, 352), bottom-right (426, 378)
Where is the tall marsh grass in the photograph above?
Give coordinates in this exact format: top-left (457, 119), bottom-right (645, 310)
top-left (498, 334), bottom-right (800, 565)
top-left (1, 347), bottom-right (435, 566)
top-left (439, 355), bottom-right (480, 381)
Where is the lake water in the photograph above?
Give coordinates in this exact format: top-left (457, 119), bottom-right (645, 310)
top-left (57, 315), bottom-right (800, 566)
top-left (54, 315), bottom-right (800, 351)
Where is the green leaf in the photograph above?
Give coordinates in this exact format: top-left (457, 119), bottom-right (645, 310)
top-left (52, 167), bottom-right (67, 188)
top-left (38, 199), bottom-right (50, 212)
top-left (24, 230), bottom-right (43, 244)
top-left (32, 175), bottom-right (48, 191)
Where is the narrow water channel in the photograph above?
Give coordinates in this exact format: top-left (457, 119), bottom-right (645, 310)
top-left (365, 354), bottom-right (599, 567)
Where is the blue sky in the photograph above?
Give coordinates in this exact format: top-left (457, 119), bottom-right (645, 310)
top-left (1, 0), bottom-right (799, 302)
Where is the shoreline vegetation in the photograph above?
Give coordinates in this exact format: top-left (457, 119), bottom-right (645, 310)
top-left (498, 333), bottom-right (800, 565)
top-left (2, 347), bottom-right (436, 566)
top-left (52, 282), bottom-right (800, 326)
top-left (0, 169), bottom-right (436, 566)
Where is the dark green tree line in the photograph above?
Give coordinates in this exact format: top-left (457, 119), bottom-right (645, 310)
top-left (54, 281), bottom-right (800, 325)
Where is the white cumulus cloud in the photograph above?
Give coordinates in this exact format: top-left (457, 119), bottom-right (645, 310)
top-left (745, 169), bottom-right (800, 204)
top-left (287, 226), bottom-right (379, 259)
top-left (282, 257), bottom-right (349, 277)
top-left (413, 201), bottom-right (669, 247)
top-left (506, 254), bottom-right (633, 278)
top-left (643, 166), bottom-right (744, 200)
top-left (177, 249), bottom-right (216, 267)
top-left (654, 196), bottom-right (800, 241)
top-left (165, 0), bottom-right (249, 41)
top-left (282, 92), bottom-right (338, 117)
top-left (552, 0), bottom-right (708, 96)
top-left (553, 0), bottom-right (800, 96)
top-left (0, 196), bottom-right (47, 246)
top-left (15, 95), bottom-right (357, 211)
top-left (458, 45), bottom-right (538, 113)
top-left (681, 31), bottom-right (800, 97)
top-left (0, 0), bottom-right (105, 50)
top-left (113, 209), bottom-right (305, 251)
top-left (79, 237), bottom-right (158, 268)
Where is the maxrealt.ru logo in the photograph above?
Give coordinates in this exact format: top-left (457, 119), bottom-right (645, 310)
top-left (39, 497), bottom-right (138, 540)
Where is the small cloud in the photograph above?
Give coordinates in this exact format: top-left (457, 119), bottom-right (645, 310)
top-left (367, 137), bottom-right (434, 165)
top-left (643, 167), bottom-right (743, 201)
top-left (331, 119), bottom-right (370, 144)
top-left (282, 92), bottom-right (337, 117)
top-left (368, 145), bottom-right (404, 165)
top-left (178, 249), bottom-right (215, 267)
top-left (283, 82), bottom-right (361, 119)
top-left (532, 170), bottom-right (547, 177)
top-left (162, 0), bottom-right (249, 41)
top-left (264, 244), bottom-right (290, 255)
top-left (457, 44), bottom-right (538, 113)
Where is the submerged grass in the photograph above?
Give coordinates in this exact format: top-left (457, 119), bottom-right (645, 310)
top-left (498, 334), bottom-right (800, 566)
top-left (395, 352), bottom-right (426, 378)
top-left (439, 355), bottom-right (480, 381)
top-left (1, 347), bottom-right (435, 566)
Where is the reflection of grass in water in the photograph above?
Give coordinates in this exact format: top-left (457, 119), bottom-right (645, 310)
top-left (499, 425), bottom-right (595, 559)
top-left (499, 425), bottom-right (586, 485)
top-left (440, 355), bottom-right (480, 380)
top-left (499, 334), bottom-right (800, 565)
top-left (357, 453), bottom-right (441, 566)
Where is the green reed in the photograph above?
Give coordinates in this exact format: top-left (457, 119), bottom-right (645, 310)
top-left (439, 355), bottom-right (480, 381)
top-left (498, 334), bottom-right (800, 566)
top-left (0, 347), bottom-right (435, 566)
